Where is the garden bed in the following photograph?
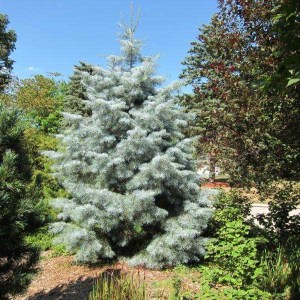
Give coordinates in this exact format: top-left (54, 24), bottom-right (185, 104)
top-left (14, 252), bottom-right (200, 300)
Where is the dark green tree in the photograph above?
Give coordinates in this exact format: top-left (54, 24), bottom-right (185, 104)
top-left (0, 14), bottom-right (17, 92)
top-left (0, 105), bottom-right (39, 299)
top-left (65, 61), bottom-right (96, 115)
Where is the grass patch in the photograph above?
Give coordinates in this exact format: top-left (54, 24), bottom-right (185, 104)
top-left (89, 271), bottom-right (151, 300)
top-left (25, 227), bottom-right (69, 257)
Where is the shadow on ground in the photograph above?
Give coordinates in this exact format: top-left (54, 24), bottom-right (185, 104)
top-left (27, 268), bottom-right (121, 300)
top-left (27, 276), bottom-right (95, 300)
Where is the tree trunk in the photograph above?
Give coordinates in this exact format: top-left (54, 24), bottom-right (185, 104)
top-left (209, 152), bottom-right (216, 182)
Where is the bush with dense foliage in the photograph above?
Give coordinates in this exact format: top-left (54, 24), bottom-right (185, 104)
top-left (257, 182), bottom-right (300, 243)
top-left (198, 188), bottom-right (300, 300)
top-left (198, 191), bottom-right (270, 299)
top-left (205, 190), bottom-right (251, 237)
top-left (0, 105), bottom-right (39, 299)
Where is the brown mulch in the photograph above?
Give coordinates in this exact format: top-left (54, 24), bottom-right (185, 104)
top-left (13, 252), bottom-right (178, 300)
top-left (201, 181), bottom-right (230, 188)
top-left (14, 252), bottom-right (103, 300)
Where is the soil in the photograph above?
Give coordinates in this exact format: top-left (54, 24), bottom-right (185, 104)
top-left (13, 251), bottom-right (182, 300)
top-left (14, 252), bottom-right (102, 300)
top-left (201, 181), bottom-right (230, 188)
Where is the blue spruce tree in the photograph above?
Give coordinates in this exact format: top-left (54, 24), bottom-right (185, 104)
top-left (47, 11), bottom-right (212, 268)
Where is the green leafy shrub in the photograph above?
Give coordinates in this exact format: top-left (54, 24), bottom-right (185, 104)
top-left (25, 229), bottom-right (53, 251)
top-left (198, 283), bottom-right (271, 300)
top-left (257, 182), bottom-right (300, 243)
top-left (89, 271), bottom-right (149, 300)
top-left (205, 220), bottom-right (263, 288)
top-left (206, 190), bottom-right (252, 237)
top-left (200, 187), bottom-right (300, 299)
top-left (198, 219), bottom-right (271, 299)
top-left (25, 228), bottom-right (69, 258)
top-left (198, 190), bottom-right (271, 299)
top-left (205, 190), bottom-right (261, 288)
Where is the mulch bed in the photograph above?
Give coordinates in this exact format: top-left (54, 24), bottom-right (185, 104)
top-left (201, 181), bottom-right (230, 188)
top-left (13, 252), bottom-right (179, 300)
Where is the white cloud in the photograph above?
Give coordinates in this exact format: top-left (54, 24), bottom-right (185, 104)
top-left (27, 66), bottom-right (39, 72)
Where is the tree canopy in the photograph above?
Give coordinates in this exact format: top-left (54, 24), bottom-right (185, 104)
top-left (181, 0), bottom-right (300, 186)
top-left (0, 14), bottom-right (16, 92)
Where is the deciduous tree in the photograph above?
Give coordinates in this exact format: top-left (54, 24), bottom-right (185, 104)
top-left (181, 0), bottom-right (300, 185)
top-left (0, 14), bottom-right (16, 91)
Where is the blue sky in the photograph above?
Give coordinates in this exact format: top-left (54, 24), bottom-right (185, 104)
top-left (0, 0), bottom-right (217, 86)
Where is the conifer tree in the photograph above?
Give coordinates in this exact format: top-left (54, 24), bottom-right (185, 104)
top-left (64, 61), bottom-right (95, 116)
top-left (0, 105), bottom-right (38, 299)
top-left (47, 10), bottom-right (212, 268)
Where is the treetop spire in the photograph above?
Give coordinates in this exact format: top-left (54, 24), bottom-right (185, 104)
top-left (118, 2), bottom-right (143, 69)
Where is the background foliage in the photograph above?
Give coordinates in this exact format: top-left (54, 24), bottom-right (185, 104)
top-left (181, 0), bottom-right (300, 186)
top-left (0, 14), bottom-right (16, 92)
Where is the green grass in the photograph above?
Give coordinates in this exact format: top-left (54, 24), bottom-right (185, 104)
top-left (260, 242), bottom-right (300, 299)
top-left (89, 271), bottom-right (151, 300)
